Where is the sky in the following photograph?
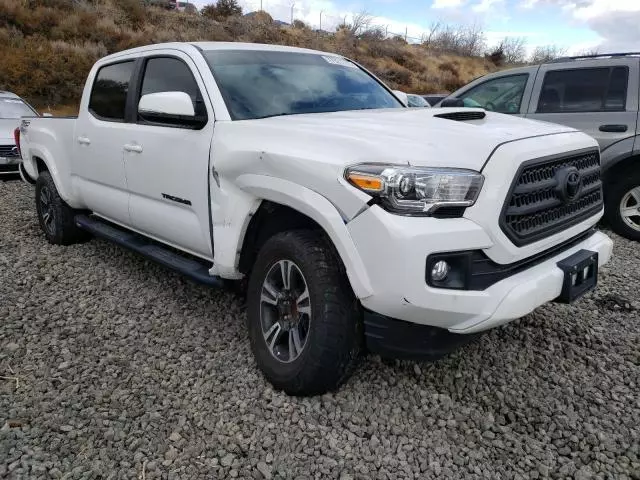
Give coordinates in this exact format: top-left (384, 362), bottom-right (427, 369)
top-left (191, 0), bottom-right (640, 55)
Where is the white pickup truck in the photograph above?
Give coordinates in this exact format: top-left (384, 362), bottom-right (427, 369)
top-left (18, 42), bottom-right (613, 395)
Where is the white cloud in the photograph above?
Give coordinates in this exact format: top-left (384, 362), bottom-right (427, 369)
top-left (431, 0), bottom-right (465, 9)
top-left (472, 0), bottom-right (503, 13)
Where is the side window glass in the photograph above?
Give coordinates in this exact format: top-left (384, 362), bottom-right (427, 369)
top-left (538, 67), bottom-right (628, 113)
top-left (605, 67), bottom-right (628, 111)
top-left (460, 74), bottom-right (528, 114)
top-left (139, 57), bottom-right (206, 125)
top-left (89, 61), bottom-right (135, 121)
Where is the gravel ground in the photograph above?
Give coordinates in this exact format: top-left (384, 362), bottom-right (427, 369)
top-left (1, 180), bottom-right (639, 480)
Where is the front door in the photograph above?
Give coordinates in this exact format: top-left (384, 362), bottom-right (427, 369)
top-left (123, 53), bottom-right (215, 259)
top-left (526, 59), bottom-right (639, 153)
top-left (73, 60), bottom-right (137, 225)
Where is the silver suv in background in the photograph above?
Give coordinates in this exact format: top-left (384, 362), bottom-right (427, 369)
top-left (442, 52), bottom-right (640, 241)
top-left (0, 91), bottom-right (40, 179)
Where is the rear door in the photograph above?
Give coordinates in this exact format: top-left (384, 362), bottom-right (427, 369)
top-left (73, 60), bottom-right (137, 224)
top-left (526, 60), bottom-right (639, 152)
top-left (122, 51), bottom-right (215, 259)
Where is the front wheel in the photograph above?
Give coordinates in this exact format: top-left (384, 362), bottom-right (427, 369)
top-left (246, 231), bottom-right (362, 396)
top-left (605, 171), bottom-right (640, 241)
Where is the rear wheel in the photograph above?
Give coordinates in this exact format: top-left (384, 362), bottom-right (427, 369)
top-left (246, 230), bottom-right (362, 396)
top-left (35, 171), bottom-right (90, 245)
top-left (605, 171), bottom-right (640, 241)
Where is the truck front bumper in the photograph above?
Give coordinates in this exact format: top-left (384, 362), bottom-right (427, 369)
top-left (347, 206), bottom-right (613, 335)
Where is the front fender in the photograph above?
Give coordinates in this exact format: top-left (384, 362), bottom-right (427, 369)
top-left (601, 135), bottom-right (639, 173)
top-left (235, 174), bottom-right (374, 299)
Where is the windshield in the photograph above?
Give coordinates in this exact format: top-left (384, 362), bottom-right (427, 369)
top-left (202, 50), bottom-right (403, 120)
top-left (0, 97), bottom-right (37, 119)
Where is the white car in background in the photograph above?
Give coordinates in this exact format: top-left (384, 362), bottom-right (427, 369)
top-left (0, 91), bottom-right (42, 179)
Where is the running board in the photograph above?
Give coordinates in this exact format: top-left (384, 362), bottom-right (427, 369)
top-left (75, 215), bottom-right (223, 287)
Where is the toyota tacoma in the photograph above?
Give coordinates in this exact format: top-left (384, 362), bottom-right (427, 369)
top-left (18, 42), bottom-right (613, 395)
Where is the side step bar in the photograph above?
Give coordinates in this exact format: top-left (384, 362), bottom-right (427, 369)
top-left (75, 215), bottom-right (223, 287)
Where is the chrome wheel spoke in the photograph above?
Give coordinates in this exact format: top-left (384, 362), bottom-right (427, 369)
top-left (296, 287), bottom-right (311, 317)
top-left (261, 281), bottom-right (279, 306)
top-left (622, 207), bottom-right (639, 219)
top-left (629, 186), bottom-right (640, 204)
top-left (280, 260), bottom-right (293, 290)
top-left (289, 328), bottom-right (303, 361)
top-left (264, 322), bottom-right (283, 352)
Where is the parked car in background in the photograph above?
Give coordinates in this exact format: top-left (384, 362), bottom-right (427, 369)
top-left (0, 91), bottom-right (39, 179)
top-left (442, 52), bottom-right (640, 240)
top-left (407, 94), bottom-right (431, 108)
top-left (19, 42), bottom-right (612, 396)
top-left (422, 93), bottom-right (448, 106)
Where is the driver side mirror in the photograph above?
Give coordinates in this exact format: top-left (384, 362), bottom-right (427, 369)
top-left (440, 98), bottom-right (466, 108)
top-left (138, 91), bottom-right (206, 128)
top-left (392, 90), bottom-right (409, 107)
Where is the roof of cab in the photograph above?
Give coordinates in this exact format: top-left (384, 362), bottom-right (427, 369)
top-left (101, 41), bottom-right (337, 62)
top-left (0, 91), bottom-right (20, 99)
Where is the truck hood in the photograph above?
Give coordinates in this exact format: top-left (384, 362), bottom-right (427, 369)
top-left (234, 108), bottom-right (576, 171)
top-left (0, 118), bottom-right (21, 143)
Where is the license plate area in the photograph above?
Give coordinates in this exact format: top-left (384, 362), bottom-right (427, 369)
top-left (555, 249), bottom-right (598, 303)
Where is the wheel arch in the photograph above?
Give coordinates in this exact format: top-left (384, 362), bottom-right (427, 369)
top-left (234, 174), bottom-right (373, 299)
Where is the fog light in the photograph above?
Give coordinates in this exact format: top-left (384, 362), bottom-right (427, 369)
top-left (431, 260), bottom-right (450, 282)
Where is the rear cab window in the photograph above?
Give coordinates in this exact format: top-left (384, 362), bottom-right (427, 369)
top-left (89, 61), bottom-right (136, 121)
top-left (537, 66), bottom-right (629, 113)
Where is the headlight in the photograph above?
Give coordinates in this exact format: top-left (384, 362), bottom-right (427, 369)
top-left (345, 164), bottom-right (484, 216)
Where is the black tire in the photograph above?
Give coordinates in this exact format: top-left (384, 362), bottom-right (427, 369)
top-left (35, 171), bottom-right (90, 245)
top-left (246, 230), bottom-right (362, 396)
top-left (604, 170), bottom-right (640, 241)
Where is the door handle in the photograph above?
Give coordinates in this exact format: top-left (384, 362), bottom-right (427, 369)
top-left (123, 144), bottom-right (143, 153)
top-left (77, 136), bottom-right (91, 145)
top-left (599, 124), bottom-right (628, 133)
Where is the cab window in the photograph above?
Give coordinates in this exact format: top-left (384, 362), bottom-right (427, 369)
top-left (138, 56), bottom-right (207, 127)
top-left (89, 61), bottom-right (136, 121)
top-left (537, 67), bottom-right (628, 113)
top-left (459, 74), bottom-right (529, 114)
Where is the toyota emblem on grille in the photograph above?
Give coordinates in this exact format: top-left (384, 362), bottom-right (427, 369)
top-left (11, 146), bottom-right (18, 157)
top-left (556, 166), bottom-right (582, 203)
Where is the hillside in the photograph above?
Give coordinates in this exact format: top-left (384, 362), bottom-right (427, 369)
top-left (0, 0), bottom-right (497, 113)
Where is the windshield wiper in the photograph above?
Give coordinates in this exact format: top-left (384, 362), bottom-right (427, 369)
top-left (253, 112), bottom-right (297, 119)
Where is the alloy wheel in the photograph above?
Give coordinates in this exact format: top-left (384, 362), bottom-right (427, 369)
top-left (259, 259), bottom-right (311, 363)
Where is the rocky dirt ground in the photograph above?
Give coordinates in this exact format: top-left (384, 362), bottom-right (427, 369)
top-left (1, 180), bottom-right (638, 480)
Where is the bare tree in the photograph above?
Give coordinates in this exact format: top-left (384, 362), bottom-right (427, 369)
top-left (425, 22), bottom-right (486, 56)
top-left (530, 45), bottom-right (567, 63)
top-left (575, 47), bottom-right (600, 56)
top-left (499, 36), bottom-right (527, 64)
top-left (350, 10), bottom-right (374, 35)
top-left (422, 21), bottom-right (442, 48)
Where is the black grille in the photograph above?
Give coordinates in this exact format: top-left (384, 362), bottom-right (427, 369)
top-left (434, 111), bottom-right (486, 121)
top-left (0, 144), bottom-right (18, 158)
top-left (501, 149), bottom-right (603, 246)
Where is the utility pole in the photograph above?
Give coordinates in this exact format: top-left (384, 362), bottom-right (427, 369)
top-left (290, 2), bottom-right (295, 24)
top-left (405, 26), bottom-right (408, 42)
top-left (385, 25), bottom-right (389, 37)
top-left (319, 10), bottom-right (324, 31)
top-left (260, 0), bottom-right (263, 11)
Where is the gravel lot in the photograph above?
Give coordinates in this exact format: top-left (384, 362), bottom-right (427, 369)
top-left (1, 180), bottom-right (639, 480)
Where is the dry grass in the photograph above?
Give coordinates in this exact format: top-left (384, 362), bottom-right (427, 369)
top-left (0, 0), bottom-right (498, 108)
